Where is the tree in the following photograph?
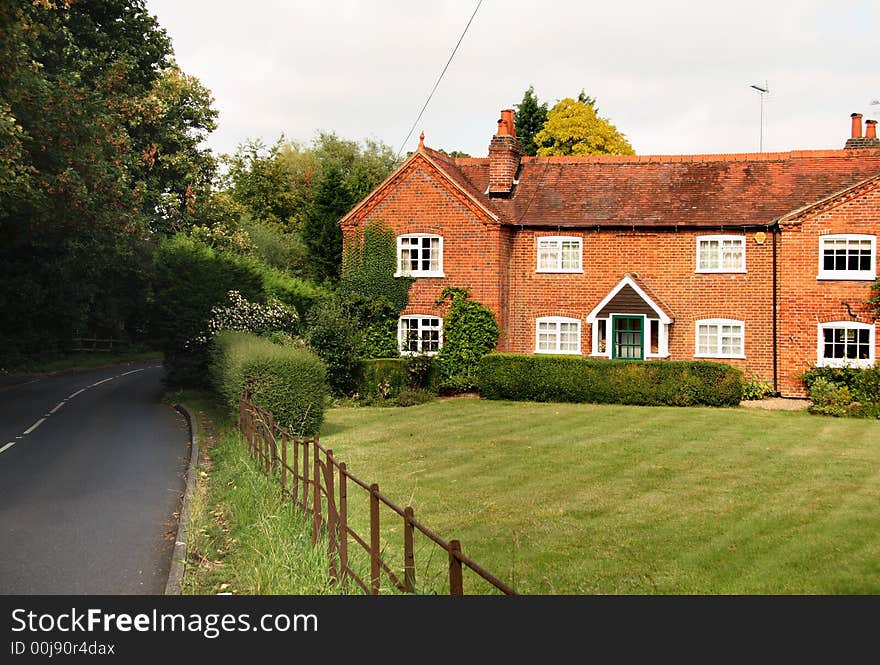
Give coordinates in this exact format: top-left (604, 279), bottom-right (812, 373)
top-left (534, 97), bottom-right (635, 156)
top-left (514, 86), bottom-right (548, 157)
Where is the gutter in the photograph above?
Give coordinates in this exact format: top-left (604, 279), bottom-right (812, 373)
top-left (772, 226), bottom-right (779, 394)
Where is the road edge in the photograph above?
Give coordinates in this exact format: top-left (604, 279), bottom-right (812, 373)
top-left (165, 403), bottom-right (200, 595)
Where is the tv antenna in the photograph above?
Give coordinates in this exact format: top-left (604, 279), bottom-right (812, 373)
top-left (750, 82), bottom-right (769, 151)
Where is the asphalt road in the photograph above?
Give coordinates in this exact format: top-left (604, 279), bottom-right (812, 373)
top-left (0, 362), bottom-right (190, 594)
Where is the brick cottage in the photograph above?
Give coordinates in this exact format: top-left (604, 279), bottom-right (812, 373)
top-left (339, 110), bottom-right (880, 396)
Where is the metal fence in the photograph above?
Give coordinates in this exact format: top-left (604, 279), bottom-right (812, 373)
top-left (239, 396), bottom-right (516, 596)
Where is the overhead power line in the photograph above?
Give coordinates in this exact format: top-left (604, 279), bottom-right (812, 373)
top-left (395, 0), bottom-right (483, 160)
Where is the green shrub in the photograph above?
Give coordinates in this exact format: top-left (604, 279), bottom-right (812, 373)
top-left (153, 235), bottom-right (264, 386)
top-left (741, 375), bottom-right (775, 400)
top-left (476, 354), bottom-right (743, 407)
top-left (807, 377), bottom-right (853, 417)
top-left (355, 356), bottom-right (436, 401)
top-left (395, 387), bottom-right (434, 407)
top-left (305, 297), bottom-right (362, 396)
top-left (434, 288), bottom-right (500, 391)
top-left (852, 367), bottom-right (880, 405)
top-left (210, 331), bottom-right (328, 436)
top-left (799, 365), bottom-right (863, 393)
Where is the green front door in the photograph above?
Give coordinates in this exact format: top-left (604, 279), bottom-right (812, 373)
top-left (612, 316), bottom-right (644, 360)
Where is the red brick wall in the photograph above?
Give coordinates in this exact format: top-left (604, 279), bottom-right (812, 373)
top-left (505, 229), bottom-right (776, 383)
top-left (341, 157), bottom-right (504, 327)
top-left (778, 182), bottom-right (880, 396)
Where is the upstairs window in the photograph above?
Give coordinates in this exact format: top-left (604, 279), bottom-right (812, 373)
top-left (696, 236), bottom-right (746, 273)
top-left (818, 235), bottom-right (876, 281)
top-left (818, 322), bottom-right (874, 368)
top-left (537, 237), bottom-right (583, 273)
top-left (399, 316), bottom-right (443, 355)
top-left (396, 234), bottom-right (443, 277)
top-left (695, 319), bottom-right (745, 359)
top-left (535, 317), bottom-right (581, 354)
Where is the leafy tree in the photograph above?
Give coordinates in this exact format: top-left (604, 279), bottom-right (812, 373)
top-left (225, 138), bottom-right (300, 228)
top-left (514, 86), bottom-right (548, 157)
top-left (534, 97), bottom-right (635, 156)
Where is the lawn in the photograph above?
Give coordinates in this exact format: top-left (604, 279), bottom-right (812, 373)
top-left (320, 399), bottom-right (880, 594)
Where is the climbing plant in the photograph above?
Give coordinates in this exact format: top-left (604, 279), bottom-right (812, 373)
top-left (434, 287), bottom-right (500, 392)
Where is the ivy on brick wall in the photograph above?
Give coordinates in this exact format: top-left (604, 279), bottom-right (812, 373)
top-left (868, 279), bottom-right (880, 320)
top-left (339, 220), bottom-right (414, 358)
top-left (434, 287), bottom-right (500, 392)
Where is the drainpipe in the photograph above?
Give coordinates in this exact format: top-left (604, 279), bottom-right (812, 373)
top-left (772, 225), bottom-right (778, 394)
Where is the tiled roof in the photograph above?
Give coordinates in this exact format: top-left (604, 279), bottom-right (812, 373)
top-left (445, 149), bottom-right (880, 228)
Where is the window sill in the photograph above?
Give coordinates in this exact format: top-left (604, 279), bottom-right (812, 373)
top-left (694, 353), bottom-right (746, 360)
top-left (535, 349), bottom-right (582, 355)
top-left (399, 350), bottom-right (440, 357)
top-left (816, 273), bottom-right (876, 281)
top-left (694, 269), bottom-right (747, 275)
top-left (536, 269), bottom-right (584, 274)
top-left (817, 359), bottom-right (874, 369)
top-left (395, 271), bottom-right (445, 278)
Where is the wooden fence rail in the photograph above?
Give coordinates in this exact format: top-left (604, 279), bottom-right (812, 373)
top-left (239, 396), bottom-right (516, 596)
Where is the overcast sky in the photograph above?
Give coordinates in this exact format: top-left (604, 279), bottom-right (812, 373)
top-left (144, 1), bottom-right (878, 159)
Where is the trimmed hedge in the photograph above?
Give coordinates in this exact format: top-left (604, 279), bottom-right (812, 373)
top-left (476, 354), bottom-right (743, 407)
top-left (210, 331), bottom-right (328, 436)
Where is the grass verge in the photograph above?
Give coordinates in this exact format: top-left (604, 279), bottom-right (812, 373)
top-left (175, 390), bottom-right (338, 595)
top-left (321, 398), bottom-right (880, 594)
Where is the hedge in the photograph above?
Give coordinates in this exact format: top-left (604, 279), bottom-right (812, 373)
top-left (210, 331), bottom-right (328, 436)
top-left (356, 357), bottom-right (438, 400)
top-left (476, 354), bottom-right (743, 407)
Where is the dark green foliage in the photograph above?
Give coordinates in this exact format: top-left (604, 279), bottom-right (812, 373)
top-left (355, 357), bottom-right (436, 403)
top-left (477, 354), bottom-right (743, 407)
top-left (807, 378), bottom-right (853, 417)
top-left (301, 163), bottom-right (350, 281)
top-left (304, 298), bottom-right (363, 396)
top-left (340, 220), bottom-right (413, 358)
top-left (244, 219), bottom-right (310, 276)
top-left (152, 235), bottom-right (264, 385)
top-left (434, 288), bottom-right (500, 392)
top-left (514, 86), bottom-right (548, 157)
top-left (801, 365), bottom-right (880, 418)
top-left (868, 279), bottom-right (880, 319)
top-left (255, 262), bottom-right (328, 321)
top-left (210, 331), bottom-right (328, 436)
top-left (741, 375), bottom-right (775, 400)
top-left (226, 139), bottom-right (300, 227)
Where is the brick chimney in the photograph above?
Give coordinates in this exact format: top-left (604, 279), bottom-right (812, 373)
top-left (845, 112), bottom-right (880, 148)
top-left (488, 109), bottom-right (524, 196)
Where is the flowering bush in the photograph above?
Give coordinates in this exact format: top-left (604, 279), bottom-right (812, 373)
top-left (193, 290), bottom-right (298, 345)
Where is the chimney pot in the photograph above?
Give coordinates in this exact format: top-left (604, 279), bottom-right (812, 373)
top-left (488, 108), bottom-right (523, 194)
top-left (851, 112), bottom-right (863, 139)
top-left (866, 119), bottom-right (877, 139)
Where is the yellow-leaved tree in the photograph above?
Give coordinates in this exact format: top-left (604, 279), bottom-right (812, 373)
top-left (534, 98), bottom-right (635, 156)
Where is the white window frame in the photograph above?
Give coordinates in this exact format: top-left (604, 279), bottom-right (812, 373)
top-left (536, 236), bottom-right (583, 273)
top-left (817, 321), bottom-right (875, 368)
top-left (589, 315), bottom-right (670, 359)
top-left (817, 234), bottom-right (876, 281)
top-left (695, 235), bottom-right (746, 274)
top-left (694, 319), bottom-right (746, 359)
top-left (535, 316), bottom-right (582, 354)
top-left (395, 234), bottom-right (444, 278)
top-left (398, 315), bottom-right (443, 356)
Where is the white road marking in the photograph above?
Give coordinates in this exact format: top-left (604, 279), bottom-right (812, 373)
top-left (48, 401), bottom-right (65, 415)
top-left (0, 442), bottom-right (14, 454)
top-left (120, 368), bottom-right (145, 377)
top-left (68, 388), bottom-right (86, 399)
top-left (23, 418), bottom-right (46, 435)
top-left (90, 377), bottom-right (114, 388)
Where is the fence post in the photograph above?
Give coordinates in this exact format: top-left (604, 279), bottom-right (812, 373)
top-left (449, 540), bottom-right (463, 596)
top-left (312, 442), bottom-right (321, 545)
top-left (338, 463), bottom-right (348, 585)
top-left (325, 448), bottom-right (337, 582)
top-left (404, 506), bottom-right (416, 593)
top-left (292, 436), bottom-right (300, 509)
top-left (302, 439), bottom-right (309, 513)
top-left (370, 483), bottom-right (381, 595)
top-left (280, 430), bottom-right (287, 500)
top-left (268, 412), bottom-right (277, 474)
